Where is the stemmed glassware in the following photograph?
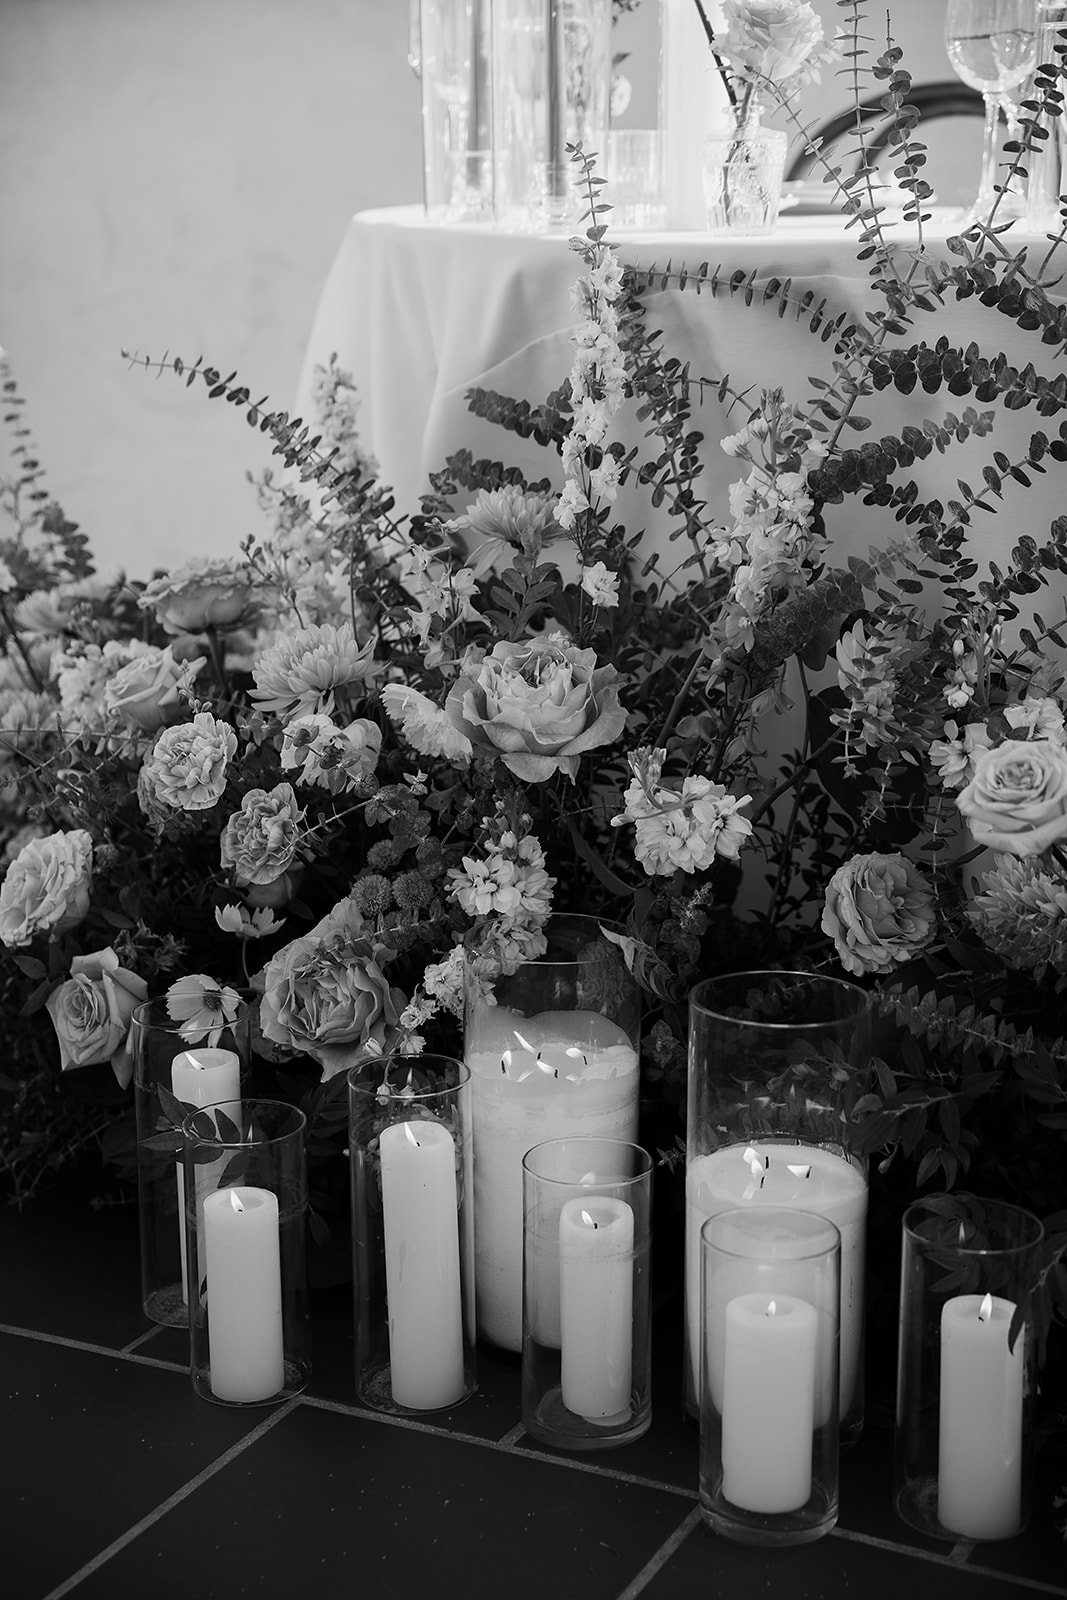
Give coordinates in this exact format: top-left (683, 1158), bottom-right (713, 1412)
top-left (945, 0), bottom-right (1038, 221)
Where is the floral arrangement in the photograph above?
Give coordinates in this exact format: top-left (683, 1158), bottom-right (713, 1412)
top-left (0, 2), bottom-right (1065, 1388)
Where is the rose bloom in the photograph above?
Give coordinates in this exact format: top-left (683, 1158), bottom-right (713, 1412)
top-left (258, 897), bottom-right (405, 1080)
top-left (220, 782), bottom-right (303, 886)
top-left (956, 738), bottom-right (1067, 856)
top-left (443, 633), bottom-right (626, 782)
top-left (720, 0), bottom-right (825, 83)
top-left (45, 946), bottom-right (148, 1087)
top-left (822, 852), bottom-right (936, 977)
top-left (0, 828), bottom-right (94, 948)
top-left (138, 558), bottom-right (269, 635)
top-left (139, 712), bottom-right (238, 812)
top-left (104, 644), bottom-right (205, 733)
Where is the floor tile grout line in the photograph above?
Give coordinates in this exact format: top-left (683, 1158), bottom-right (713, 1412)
top-left (830, 1526), bottom-right (1067, 1595)
top-left (40, 1399), bottom-right (300, 1600)
top-left (0, 1321), bottom-right (187, 1374)
top-left (612, 1505), bottom-right (703, 1600)
top-left (119, 1325), bottom-right (166, 1354)
top-left (297, 1393), bottom-right (699, 1499)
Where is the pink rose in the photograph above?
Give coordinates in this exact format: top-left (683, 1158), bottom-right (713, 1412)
top-left (104, 644), bottom-right (205, 733)
top-left (139, 712), bottom-right (238, 813)
top-left (45, 947), bottom-right (148, 1087)
top-left (138, 558), bottom-right (268, 635)
top-left (822, 852), bottom-right (936, 976)
top-left (443, 634), bottom-right (626, 782)
top-left (956, 739), bottom-right (1067, 857)
top-left (258, 897), bottom-right (405, 1081)
top-left (0, 829), bottom-right (93, 948)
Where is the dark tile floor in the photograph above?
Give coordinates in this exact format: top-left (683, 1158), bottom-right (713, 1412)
top-left (2, 1180), bottom-right (1065, 1600)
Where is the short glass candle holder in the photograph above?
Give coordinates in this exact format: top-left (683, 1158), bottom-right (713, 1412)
top-left (348, 1054), bottom-right (476, 1414)
top-left (182, 1098), bottom-right (310, 1406)
top-left (606, 129), bottom-right (666, 230)
top-left (131, 996), bottom-right (250, 1327)
top-left (702, 122), bottom-right (788, 235)
top-left (700, 1207), bottom-right (840, 1546)
top-left (464, 913), bottom-right (641, 1355)
top-left (894, 1196), bottom-right (1044, 1543)
top-left (521, 1136), bottom-right (652, 1450)
top-left (686, 971), bottom-right (871, 1444)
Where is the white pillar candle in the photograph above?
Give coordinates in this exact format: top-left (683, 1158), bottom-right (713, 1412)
top-left (721, 1292), bottom-right (818, 1514)
top-left (686, 1143), bottom-right (866, 1415)
top-left (559, 1197), bottom-right (634, 1423)
top-left (202, 1186), bottom-right (284, 1403)
top-left (380, 1119), bottom-right (465, 1410)
top-left (171, 1049), bottom-right (242, 1304)
top-left (938, 1293), bottom-right (1024, 1540)
top-left (466, 1007), bottom-right (639, 1351)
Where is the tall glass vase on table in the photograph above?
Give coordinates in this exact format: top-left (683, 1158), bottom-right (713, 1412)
top-left (416, 0), bottom-right (495, 221)
top-left (685, 971), bottom-right (873, 1445)
top-left (491, 0), bottom-right (612, 229)
top-left (463, 912), bottom-right (641, 1354)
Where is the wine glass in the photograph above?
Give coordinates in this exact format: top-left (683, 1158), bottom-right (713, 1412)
top-left (945, 0), bottom-right (1038, 221)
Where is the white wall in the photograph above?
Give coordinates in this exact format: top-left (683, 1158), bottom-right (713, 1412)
top-left (1, 0), bottom-right (965, 580)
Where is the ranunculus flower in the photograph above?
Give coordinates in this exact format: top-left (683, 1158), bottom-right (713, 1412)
top-left (443, 633), bottom-right (626, 783)
top-left (956, 738), bottom-right (1067, 857)
top-left (0, 829), bottom-right (94, 948)
top-left (219, 783), bottom-right (303, 886)
top-left (720, 0), bottom-right (825, 84)
top-left (821, 852), bottom-right (936, 977)
top-left (139, 712), bottom-right (238, 812)
top-left (45, 946), bottom-right (148, 1087)
top-left (104, 644), bottom-right (206, 733)
top-left (258, 898), bottom-right (405, 1081)
top-left (138, 558), bottom-right (269, 635)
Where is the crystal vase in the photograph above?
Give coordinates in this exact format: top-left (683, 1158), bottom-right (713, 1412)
top-left (702, 113), bottom-right (787, 236)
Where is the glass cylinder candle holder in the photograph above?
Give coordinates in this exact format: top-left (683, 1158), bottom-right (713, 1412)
top-left (182, 1098), bottom-right (310, 1406)
top-left (348, 1054), bottom-right (476, 1414)
top-left (418, 0), bottom-right (495, 220)
top-left (492, 0), bottom-right (612, 229)
top-left (702, 121), bottom-right (788, 235)
top-left (521, 1136), bottom-right (652, 1449)
top-left (131, 996), bottom-right (251, 1327)
top-left (685, 971), bottom-right (872, 1444)
top-left (894, 1196), bottom-right (1044, 1542)
top-left (464, 913), bottom-right (641, 1354)
top-left (700, 1208), bottom-right (841, 1546)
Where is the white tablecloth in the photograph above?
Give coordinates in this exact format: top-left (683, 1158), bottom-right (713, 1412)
top-left (296, 205), bottom-right (1067, 577)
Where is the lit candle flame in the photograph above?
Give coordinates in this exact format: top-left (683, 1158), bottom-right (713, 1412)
top-left (403, 1122), bottom-right (420, 1148)
top-left (978, 1292), bottom-right (993, 1323)
top-left (578, 1171), bottom-right (598, 1186)
top-left (229, 1190), bottom-right (245, 1213)
top-left (580, 1209), bottom-right (597, 1229)
top-left (958, 1222), bottom-right (969, 1246)
top-left (787, 1164), bottom-right (812, 1180)
top-left (187, 1053), bottom-right (207, 1072)
top-left (766, 1299), bottom-right (777, 1317)
top-left (742, 1146), bottom-right (767, 1176)
top-left (513, 1030), bottom-right (536, 1053)
top-left (534, 1056), bottom-right (558, 1079)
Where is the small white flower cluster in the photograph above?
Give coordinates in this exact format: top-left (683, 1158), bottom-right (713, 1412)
top-left (707, 392), bottom-right (828, 657)
top-left (612, 747), bottom-right (753, 876)
top-left (447, 814), bottom-right (556, 971)
top-left (557, 245), bottom-right (628, 534)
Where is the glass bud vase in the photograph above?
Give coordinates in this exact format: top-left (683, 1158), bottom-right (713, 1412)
top-left (491, 0), bottom-right (612, 230)
top-left (702, 114), bottom-right (787, 236)
top-left (418, 0), bottom-right (495, 221)
top-left (464, 912), bottom-right (641, 1354)
top-left (685, 971), bottom-right (873, 1445)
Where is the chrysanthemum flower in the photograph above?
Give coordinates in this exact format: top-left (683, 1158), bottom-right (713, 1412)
top-left (251, 622), bottom-right (377, 718)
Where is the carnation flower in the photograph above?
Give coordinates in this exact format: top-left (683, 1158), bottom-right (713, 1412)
top-left (0, 829), bottom-right (94, 948)
top-left (381, 684), bottom-right (473, 763)
top-left (139, 712), bottom-right (237, 812)
top-left (219, 783), bottom-right (303, 886)
top-left (822, 852), bottom-right (936, 976)
top-left (966, 854), bottom-right (1067, 976)
top-left (251, 621), bottom-right (377, 718)
top-left (165, 973), bottom-right (243, 1047)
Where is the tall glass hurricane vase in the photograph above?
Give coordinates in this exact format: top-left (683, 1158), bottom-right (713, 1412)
top-left (418, 0), bottom-right (495, 221)
top-left (685, 972), bottom-right (873, 1445)
top-left (945, 0), bottom-right (1038, 221)
top-left (464, 913), bottom-right (641, 1353)
top-left (492, 0), bottom-right (612, 229)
